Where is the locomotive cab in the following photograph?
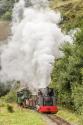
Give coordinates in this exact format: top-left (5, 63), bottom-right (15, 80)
top-left (37, 87), bottom-right (58, 113)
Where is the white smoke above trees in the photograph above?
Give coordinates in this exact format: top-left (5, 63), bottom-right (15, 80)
top-left (0, 0), bottom-right (72, 91)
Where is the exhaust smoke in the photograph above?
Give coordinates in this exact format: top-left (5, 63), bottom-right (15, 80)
top-left (0, 0), bottom-right (72, 91)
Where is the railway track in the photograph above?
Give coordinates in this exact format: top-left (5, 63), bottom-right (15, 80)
top-left (46, 114), bottom-right (72, 125)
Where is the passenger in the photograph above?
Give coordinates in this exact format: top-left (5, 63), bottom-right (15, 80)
top-left (49, 88), bottom-right (54, 96)
top-left (47, 87), bottom-right (54, 96)
top-left (38, 89), bottom-right (43, 96)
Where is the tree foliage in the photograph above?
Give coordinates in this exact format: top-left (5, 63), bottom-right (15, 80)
top-left (0, 82), bottom-right (11, 97)
top-left (51, 29), bottom-right (83, 114)
top-left (0, 0), bottom-right (15, 20)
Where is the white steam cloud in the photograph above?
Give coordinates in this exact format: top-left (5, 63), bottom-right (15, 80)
top-left (0, 0), bottom-right (72, 91)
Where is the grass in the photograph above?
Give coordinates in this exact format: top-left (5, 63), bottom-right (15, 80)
top-left (50, 0), bottom-right (83, 31)
top-left (0, 103), bottom-right (46, 125)
top-left (50, 0), bottom-right (81, 8)
top-left (56, 106), bottom-right (83, 125)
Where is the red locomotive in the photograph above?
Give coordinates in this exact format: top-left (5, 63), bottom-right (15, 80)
top-left (17, 87), bottom-right (58, 113)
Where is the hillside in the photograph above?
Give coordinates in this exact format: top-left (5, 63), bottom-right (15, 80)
top-left (0, 21), bottom-right (10, 41)
top-left (0, 0), bottom-right (83, 40)
top-left (50, 0), bottom-right (83, 31)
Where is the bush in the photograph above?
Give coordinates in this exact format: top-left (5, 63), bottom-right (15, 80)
top-left (7, 104), bottom-right (14, 113)
top-left (0, 0), bottom-right (15, 20)
top-left (72, 84), bottom-right (83, 114)
top-left (51, 29), bottom-right (83, 114)
top-left (0, 82), bottom-right (11, 97)
top-left (2, 82), bottom-right (20, 103)
top-left (1, 11), bottom-right (12, 20)
top-left (4, 91), bottom-right (17, 103)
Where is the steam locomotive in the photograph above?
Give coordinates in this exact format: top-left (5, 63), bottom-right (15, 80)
top-left (17, 87), bottom-right (58, 113)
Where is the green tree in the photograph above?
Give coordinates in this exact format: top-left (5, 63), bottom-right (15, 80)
top-left (51, 29), bottom-right (83, 114)
top-left (0, 0), bottom-right (15, 20)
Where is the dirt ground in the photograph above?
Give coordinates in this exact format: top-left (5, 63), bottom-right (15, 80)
top-left (42, 114), bottom-right (57, 125)
top-left (0, 21), bottom-right (10, 41)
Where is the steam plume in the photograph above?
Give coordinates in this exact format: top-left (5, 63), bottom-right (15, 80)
top-left (0, 0), bottom-right (72, 91)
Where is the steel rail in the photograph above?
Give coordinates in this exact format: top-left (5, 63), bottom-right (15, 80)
top-left (47, 114), bottom-right (72, 125)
